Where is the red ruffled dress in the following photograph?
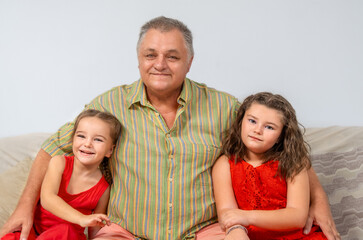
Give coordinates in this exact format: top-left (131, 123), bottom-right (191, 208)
top-left (2, 155), bottom-right (109, 240)
top-left (229, 156), bottom-right (327, 240)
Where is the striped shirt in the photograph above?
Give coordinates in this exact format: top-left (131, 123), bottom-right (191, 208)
top-left (42, 78), bottom-right (240, 240)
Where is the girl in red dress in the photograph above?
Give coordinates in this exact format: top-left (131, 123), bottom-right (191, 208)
top-left (212, 92), bottom-right (329, 240)
top-left (2, 109), bottom-right (122, 240)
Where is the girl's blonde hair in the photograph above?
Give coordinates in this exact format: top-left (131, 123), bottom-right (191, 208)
top-left (221, 92), bottom-right (311, 180)
top-left (72, 109), bottom-right (122, 185)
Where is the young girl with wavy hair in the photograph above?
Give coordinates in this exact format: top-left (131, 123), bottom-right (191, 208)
top-left (212, 92), bottom-right (327, 239)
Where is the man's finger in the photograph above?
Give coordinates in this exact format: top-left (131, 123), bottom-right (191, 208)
top-left (319, 223), bottom-right (338, 240)
top-left (303, 216), bottom-right (313, 235)
top-left (19, 222), bottom-right (32, 240)
top-left (0, 222), bottom-right (20, 238)
top-left (0, 226), bottom-right (8, 238)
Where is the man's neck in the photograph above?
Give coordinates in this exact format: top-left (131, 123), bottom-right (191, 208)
top-left (146, 89), bottom-right (181, 129)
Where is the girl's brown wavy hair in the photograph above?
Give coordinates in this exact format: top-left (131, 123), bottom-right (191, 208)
top-left (221, 92), bottom-right (311, 180)
top-left (72, 109), bottom-right (122, 185)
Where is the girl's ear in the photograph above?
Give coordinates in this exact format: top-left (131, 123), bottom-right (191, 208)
top-left (105, 145), bottom-right (115, 158)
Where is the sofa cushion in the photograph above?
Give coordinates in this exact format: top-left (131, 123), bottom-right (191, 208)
top-left (312, 147), bottom-right (363, 240)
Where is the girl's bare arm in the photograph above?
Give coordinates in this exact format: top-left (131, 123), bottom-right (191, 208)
top-left (212, 155), bottom-right (310, 230)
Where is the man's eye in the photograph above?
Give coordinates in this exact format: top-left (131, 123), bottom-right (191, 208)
top-left (168, 56), bottom-right (179, 60)
top-left (146, 54), bottom-right (156, 58)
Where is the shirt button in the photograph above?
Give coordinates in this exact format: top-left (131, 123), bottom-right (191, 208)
top-left (169, 203), bottom-right (173, 208)
top-left (169, 178), bottom-right (173, 182)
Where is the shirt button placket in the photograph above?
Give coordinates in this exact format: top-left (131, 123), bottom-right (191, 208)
top-left (166, 131), bottom-right (173, 239)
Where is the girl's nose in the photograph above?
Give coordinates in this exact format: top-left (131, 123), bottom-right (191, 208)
top-left (254, 125), bottom-right (263, 134)
top-left (84, 138), bottom-right (92, 147)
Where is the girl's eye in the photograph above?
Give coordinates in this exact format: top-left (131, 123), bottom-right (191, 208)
top-left (76, 134), bottom-right (85, 138)
top-left (265, 125), bottom-right (274, 130)
top-left (94, 138), bottom-right (103, 142)
top-left (248, 119), bottom-right (256, 124)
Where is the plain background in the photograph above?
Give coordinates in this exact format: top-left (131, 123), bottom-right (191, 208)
top-left (0, 0), bottom-right (362, 138)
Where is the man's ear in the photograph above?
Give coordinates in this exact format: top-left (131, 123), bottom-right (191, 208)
top-left (187, 56), bottom-right (194, 72)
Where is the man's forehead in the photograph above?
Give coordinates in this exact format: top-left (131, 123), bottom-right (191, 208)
top-left (139, 30), bottom-right (187, 52)
top-left (142, 29), bottom-right (185, 44)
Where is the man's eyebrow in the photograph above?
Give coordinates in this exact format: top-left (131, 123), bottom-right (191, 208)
top-left (144, 48), bottom-right (180, 54)
top-left (166, 49), bottom-right (180, 54)
top-left (143, 48), bottom-right (156, 53)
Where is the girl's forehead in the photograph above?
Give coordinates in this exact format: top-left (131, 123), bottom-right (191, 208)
top-left (248, 102), bottom-right (283, 114)
top-left (246, 103), bottom-right (285, 123)
top-left (77, 117), bottom-right (111, 132)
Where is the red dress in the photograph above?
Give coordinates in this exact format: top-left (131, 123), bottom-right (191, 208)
top-left (2, 155), bottom-right (109, 240)
top-left (229, 156), bottom-right (327, 240)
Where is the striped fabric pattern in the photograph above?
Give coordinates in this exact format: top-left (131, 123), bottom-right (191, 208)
top-left (42, 78), bottom-right (240, 240)
top-left (311, 147), bottom-right (363, 240)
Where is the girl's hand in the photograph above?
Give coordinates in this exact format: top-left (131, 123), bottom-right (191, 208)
top-left (219, 209), bottom-right (249, 230)
top-left (225, 227), bottom-right (250, 240)
top-left (79, 214), bottom-right (111, 227)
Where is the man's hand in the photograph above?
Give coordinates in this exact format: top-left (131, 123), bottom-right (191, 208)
top-left (0, 208), bottom-right (34, 240)
top-left (305, 168), bottom-right (341, 240)
top-left (1, 149), bottom-right (52, 239)
top-left (303, 199), bottom-right (340, 240)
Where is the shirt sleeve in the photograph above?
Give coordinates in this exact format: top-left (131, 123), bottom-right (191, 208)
top-left (232, 98), bottom-right (241, 120)
top-left (41, 121), bottom-right (74, 157)
top-left (227, 97), bottom-right (241, 129)
top-left (41, 90), bottom-right (113, 157)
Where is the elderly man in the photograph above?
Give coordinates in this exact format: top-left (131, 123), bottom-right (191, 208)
top-left (1, 16), bottom-right (339, 240)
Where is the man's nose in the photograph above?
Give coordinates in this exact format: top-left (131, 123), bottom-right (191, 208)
top-left (154, 55), bottom-right (167, 70)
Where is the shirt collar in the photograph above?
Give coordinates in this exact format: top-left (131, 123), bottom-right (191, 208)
top-left (127, 78), bottom-right (192, 108)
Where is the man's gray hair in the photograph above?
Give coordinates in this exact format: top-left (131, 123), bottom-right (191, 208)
top-left (137, 16), bottom-right (194, 59)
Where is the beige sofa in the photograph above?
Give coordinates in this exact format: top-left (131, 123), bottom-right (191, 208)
top-left (1, 127), bottom-right (362, 239)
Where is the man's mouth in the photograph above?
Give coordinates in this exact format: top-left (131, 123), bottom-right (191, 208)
top-left (150, 72), bottom-right (170, 76)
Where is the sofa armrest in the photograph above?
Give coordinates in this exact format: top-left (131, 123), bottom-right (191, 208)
top-left (0, 133), bottom-right (50, 227)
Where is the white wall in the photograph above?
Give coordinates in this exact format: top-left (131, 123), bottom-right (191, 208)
top-left (1, 0), bottom-right (362, 138)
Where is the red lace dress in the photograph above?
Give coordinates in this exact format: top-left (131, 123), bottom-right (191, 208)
top-left (229, 156), bottom-right (327, 240)
top-left (1, 155), bottom-right (109, 240)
